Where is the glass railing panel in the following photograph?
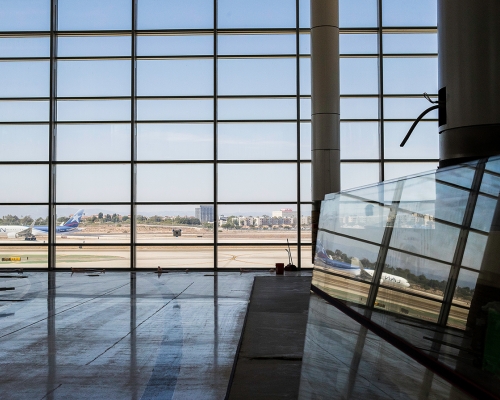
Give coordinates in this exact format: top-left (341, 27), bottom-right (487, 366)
top-left (436, 163), bottom-right (476, 189)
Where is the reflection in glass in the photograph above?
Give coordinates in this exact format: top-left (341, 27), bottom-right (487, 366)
top-left (480, 170), bottom-right (500, 197)
top-left (56, 164), bottom-right (130, 203)
top-left (462, 232), bottom-right (487, 270)
top-left (471, 195), bottom-right (496, 232)
top-left (137, 124), bottom-right (213, 161)
top-left (453, 269), bottom-right (478, 306)
top-left (218, 164), bottom-right (296, 202)
top-left (0, 126), bottom-right (48, 162)
top-left (137, 164), bottom-right (213, 203)
top-left (55, 246), bottom-right (130, 269)
top-left (135, 205), bottom-right (214, 244)
top-left (218, 123), bottom-right (296, 160)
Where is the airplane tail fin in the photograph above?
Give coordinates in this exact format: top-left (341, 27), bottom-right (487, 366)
top-left (63, 209), bottom-right (84, 228)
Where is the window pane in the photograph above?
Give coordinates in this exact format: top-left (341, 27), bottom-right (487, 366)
top-left (339, 0), bottom-right (378, 28)
top-left (384, 121), bottom-right (439, 159)
top-left (0, 0), bottom-right (50, 31)
top-left (57, 100), bottom-right (130, 121)
top-left (137, 35), bottom-right (213, 56)
top-left (299, 0), bottom-right (311, 29)
top-left (137, 164), bottom-right (213, 202)
top-left (341, 122), bottom-right (379, 159)
top-left (218, 204), bottom-right (298, 243)
top-left (0, 125), bottom-right (48, 161)
top-left (340, 97), bottom-right (378, 119)
top-left (300, 33), bottom-right (310, 55)
top-left (137, 246), bottom-right (214, 268)
top-left (58, 0), bottom-right (131, 31)
top-left (300, 98), bottom-right (311, 120)
top-left (471, 195), bottom-right (496, 233)
top-left (0, 37), bottom-right (50, 58)
top-left (0, 61), bottom-right (49, 98)
top-left (219, 164), bottom-right (296, 202)
top-left (218, 123), bottom-right (296, 160)
top-left (218, 34), bottom-right (295, 56)
top-left (384, 97), bottom-right (438, 119)
top-left (0, 247), bottom-right (47, 267)
top-left (137, 99), bottom-right (213, 121)
top-left (137, 0), bottom-right (214, 30)
top-left (300, 123), bottom-right (311, 160)
top-left (58, 36), bottom-right (131, 57)
top-left (0, 206), bottom-right (47, 244)
top-left (0, 101), bottom-right (49, 122)
top-left (453, 269), bottom-right (478, 305)
top-left (383, 33), bottom-right (437, 54)
top-left (382, 0), bottom-right (437, 27)
top-left (384, 162), bottom-right (437, 180)
top-left (55, 246), bottom-right (130, 269)
top-left (300, 204), bottom-right (312, 242)
top-left (56, 124), bottom-right (130, 161)
top-left (57, 60), bottom-right (130, 97)
top-left (340, 58), bottom-right (379, 95)
top-left (137, 60), bottom-right (213, 96)
top-left (218, 98), bottom-right (296, 120)
top-left (136, 205), bottom-right (214, 244)
top-left (137, 123), bottom-right (213, 161)
top-left (218, 244), bottom-right (297, 268)
top-left (218, 59), bottom-right (296, 96)
top-left (218, 0), bottom-right (295, 29)
top-left (383, 58), bottom-right (438, 95)
top-left (301, 163), bottom-right (311, 202)
top-left (300, 58), bottom-right (311, 95)
top-left (56, 165), bottom-right (130, 203)
top-left (462, 231), bottom-right (487, 270)
top-left (55, 205), bottom-right (130, 244)
top-left (0, 165), bottom-right (48, 203)
top-left (341, 163), bottom-right (379, 190)
top-left (340, 34), bottom-right (378, 54)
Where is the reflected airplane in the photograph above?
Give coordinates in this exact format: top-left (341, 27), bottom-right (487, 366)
top-left (315, 240), bottom-right (410, 288)
top-left (0, 210), bottom-right (84, 240)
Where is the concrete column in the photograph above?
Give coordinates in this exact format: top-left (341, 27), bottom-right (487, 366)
top-left (311, 0), bottom-right (340, 261)
top-left (438, 0), bottom-right (500, 167)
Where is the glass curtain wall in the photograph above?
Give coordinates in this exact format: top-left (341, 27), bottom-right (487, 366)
top-left (0, 0), bottom-right (437, 269)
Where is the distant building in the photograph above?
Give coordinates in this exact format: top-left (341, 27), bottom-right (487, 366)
top-left (272, 208), bottom-right (297, 219)
top-left (195, 205), bottom-right (214, 223)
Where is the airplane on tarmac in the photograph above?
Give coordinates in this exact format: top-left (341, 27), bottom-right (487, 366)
top-left (0, 210), bottom-right (84, 240)
top-left (315, 240), bottom-right (410, 288)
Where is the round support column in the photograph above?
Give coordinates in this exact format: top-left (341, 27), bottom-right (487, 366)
top-left (311, 0), bottom-right (340, 261)
top-left (439, 0), bottom-right (500, 166)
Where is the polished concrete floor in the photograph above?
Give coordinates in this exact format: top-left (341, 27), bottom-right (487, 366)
top-left (0, 271), bottom-right (284, 400)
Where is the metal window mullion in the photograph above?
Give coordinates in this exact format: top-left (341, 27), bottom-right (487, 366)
top-left (130, 0), bottom-right (137, 269)
top-left (438, 159), bottom-right (486, 325)
top-left (378, 0), bottom-right (385, 184)
top-left (214, 0), bottom-right (218, 271)
top-left (366, 179), bottom-right (404, 308)
top-left (296, 0), bottom-right (301, 269)
top-left (48, 0), bottom-right (58, 270)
